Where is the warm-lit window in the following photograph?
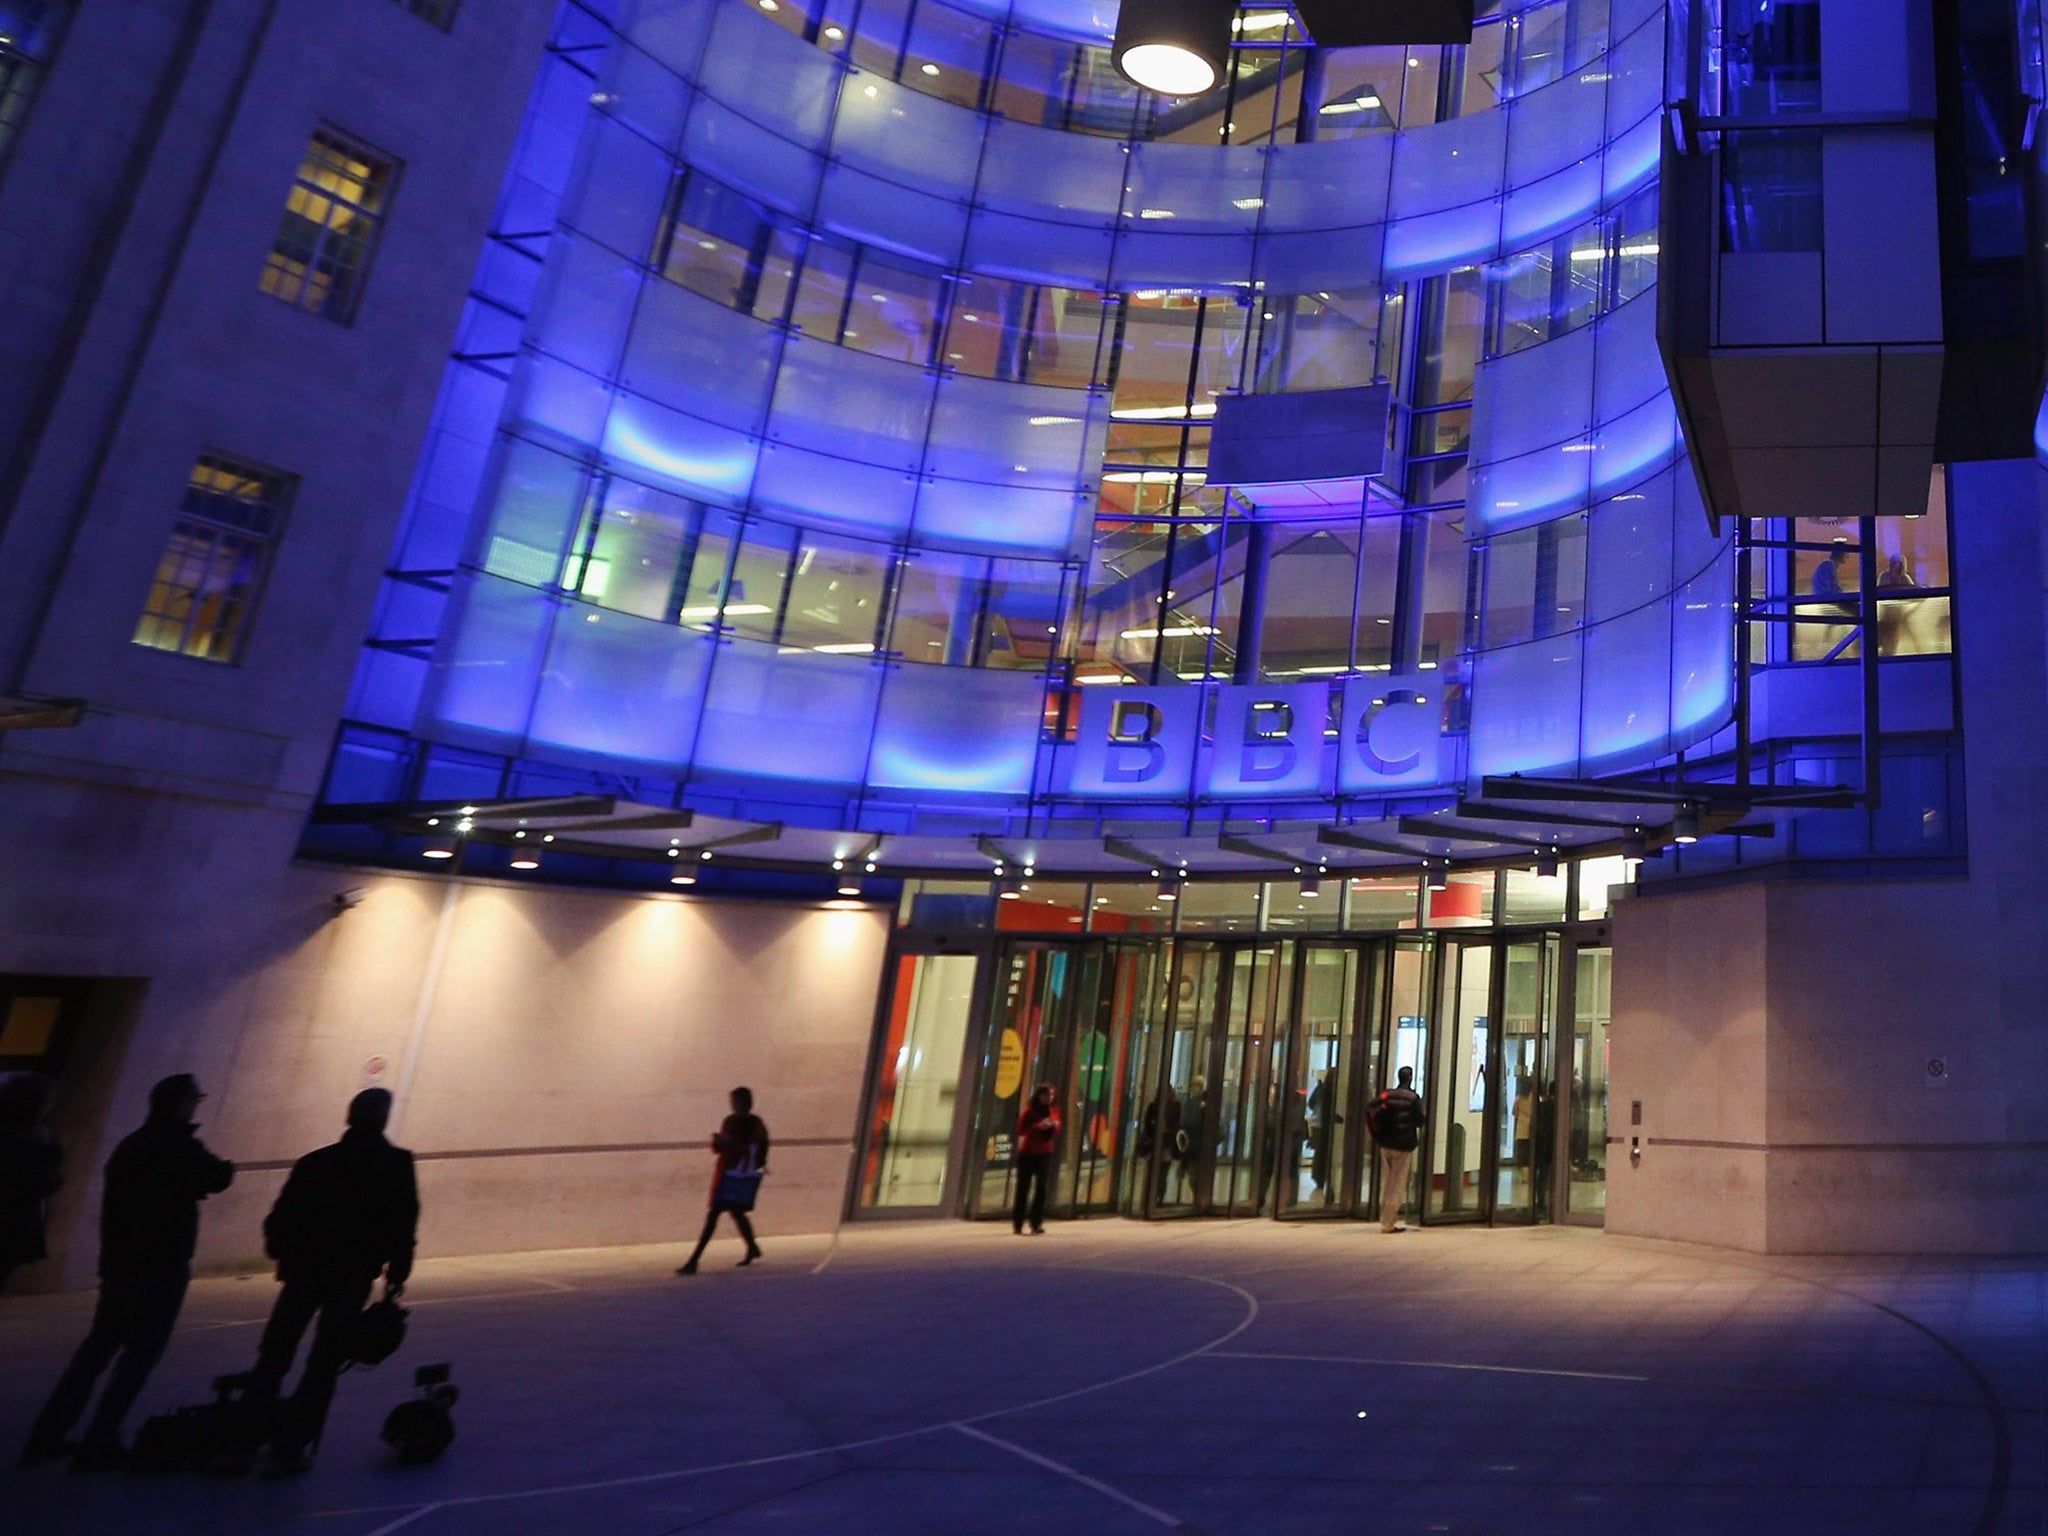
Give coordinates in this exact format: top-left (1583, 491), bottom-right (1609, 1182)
top-left (259, 129), bottom-right (397, 323)
top-left (396, 0), bottom-right (459, 28)
top-left (132, 455), bottom-right (294, 663)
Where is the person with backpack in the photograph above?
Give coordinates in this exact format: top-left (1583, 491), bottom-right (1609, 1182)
top-left (1369, 1066), bottom-right (1425, 1233)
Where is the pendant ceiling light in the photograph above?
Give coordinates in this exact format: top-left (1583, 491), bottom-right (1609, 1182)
top-left (1112, 2), bottom-right (1476, 95)
top-left (1113, 0), bottom-right (1236, 95)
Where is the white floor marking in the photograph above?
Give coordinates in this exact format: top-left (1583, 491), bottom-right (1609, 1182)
top-left (302, 1267), bottom-right (1257, 1525)
top-left (362, 1505), bottom-right (444, 1536)
top-left (953, 1424), bottom-right (1182, 1528)
top-left (1204, 1349), bottom-right (1647, 1382)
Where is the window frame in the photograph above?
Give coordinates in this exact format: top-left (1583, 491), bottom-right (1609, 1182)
top-left (259, 125), bottom-right (401, 327)
top-left (131, 452), bottom-right (297, 666)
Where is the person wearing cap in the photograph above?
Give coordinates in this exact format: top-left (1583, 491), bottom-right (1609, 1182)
top-left (19, 1073), bottom-right (234, 1470)
top-left (248, 1087), bottom-right (418, 1476)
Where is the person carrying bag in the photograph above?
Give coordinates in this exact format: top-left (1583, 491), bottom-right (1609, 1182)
top-left (676, 1087), bottom-right (769, 1275)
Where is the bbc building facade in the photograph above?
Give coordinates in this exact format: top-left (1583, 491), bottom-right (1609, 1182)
top-left (0, 0), bottom-right (2039, 1287)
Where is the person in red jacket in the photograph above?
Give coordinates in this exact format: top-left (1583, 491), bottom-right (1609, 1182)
top-left (1012, 1083), bottom-right (1060, 1236)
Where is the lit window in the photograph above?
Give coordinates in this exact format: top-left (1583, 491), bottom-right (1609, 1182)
top-left (259, 129), bottom-right (398, 323)
top-left (395, 0), bottom-right (459, 27)
top-left (132, 455), bottom-right (294, 663)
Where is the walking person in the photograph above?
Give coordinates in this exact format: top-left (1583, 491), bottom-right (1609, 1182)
top-left (1369, 1067), bottom-right (1425, 1234)
top-left (676, 1087), bottom-right (769, 1275)
top-left (248, 1087), bottom-right (419, 1476)
top-left (19, 1074), bottom-right (234, 1470)
top-left (1012, 1082), bottom-right (1060, 1235)
top-left (0, 1072), bottom-right (63, 1291)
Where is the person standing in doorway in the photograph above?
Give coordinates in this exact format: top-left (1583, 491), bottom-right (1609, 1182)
top-left (677, 1087), bottom-right (769, 1275)
top-left (0, 1072), bottom-right (63, 1291)
top-left (1012, 1082), bottom-right (1060, 1235)
top-left (20, 1073), bottom-right (234, 1470)
top-left (1369, 1067), bottom-right (1425, 1234)
top-left (249, 1087), bottom-right (419, 1476)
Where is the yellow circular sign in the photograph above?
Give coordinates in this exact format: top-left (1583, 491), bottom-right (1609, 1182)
top-left (994, 1029), bottom-right (1024, 1099)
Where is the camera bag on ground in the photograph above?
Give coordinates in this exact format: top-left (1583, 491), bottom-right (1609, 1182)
top-left (128, 1373), bottom-right (277, 1474)
top-left (380, 1363), bottom-right (459, 1465)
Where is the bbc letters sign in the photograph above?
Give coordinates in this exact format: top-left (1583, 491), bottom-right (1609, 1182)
top-left (1069, 678), bottom-right (1446, 799)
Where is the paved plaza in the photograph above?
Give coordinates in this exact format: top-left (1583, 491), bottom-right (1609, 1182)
top-left (2, 1221), bottom-right (2042, 1535)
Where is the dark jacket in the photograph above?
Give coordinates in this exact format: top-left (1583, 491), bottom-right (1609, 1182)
top-left (99, 1115), bottom-right (236, 1278)
top-left (0, 1124), bottom-right (64, 1267)
top-left (1369, 1087), bottom-right (1426, 1153)
top-left (264, 1128), bottom-right (419, 1288)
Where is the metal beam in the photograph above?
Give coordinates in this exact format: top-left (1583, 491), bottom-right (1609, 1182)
top-left (318, 794), bottom-right (619, 829)
top-left (1216, 834), bottom-right (1307, 867)
top-left (1315, 827), bottom-right (1426, 858)
top-left (1102, 836), bottom-right (1168, 869)
top-left (1395, 815), bottom-right (1536, 847)
top-left (1450, 800), bottom-right (1645, 831)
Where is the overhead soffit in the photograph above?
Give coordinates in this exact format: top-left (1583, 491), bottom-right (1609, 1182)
top-left (321, 778), bottom-right (1849, 884)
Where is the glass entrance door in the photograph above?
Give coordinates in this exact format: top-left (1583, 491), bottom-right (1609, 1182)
top-left (1492, 939), bottom-right (1554, 1223)
top-left (856, 947), bottom-right (984, 1213)
top-left (1211, 943), bottom-right (1288, 1217)
top-left (1426, 942), bottom-right (1490, 1221)
top-left (1281, 943), bottom-right (1374, 1216)
top-left (1562, 943), bottom-right (1612, 1223)
top-left (1149, 943), bottom-right (1227, 1213)
top-left (1065, 942), bottom-right (1161, 1215)
top-left (1422, 938), bottom-right (1554, 1225)
top-left (965, 943), bottom-right (1085, 1220)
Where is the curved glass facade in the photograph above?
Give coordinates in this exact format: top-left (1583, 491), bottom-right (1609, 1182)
top-left (343, 0), bottom-right (1730, 843)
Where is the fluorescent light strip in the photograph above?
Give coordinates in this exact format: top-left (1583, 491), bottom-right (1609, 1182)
top-left (1110, 402), bottom-right (1219, 422)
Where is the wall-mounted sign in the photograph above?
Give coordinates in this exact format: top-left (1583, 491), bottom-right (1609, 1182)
top-left (1069, 688), bottom-right (1201, 797)
top-left (1069, 677), bottom-right (1447, 801)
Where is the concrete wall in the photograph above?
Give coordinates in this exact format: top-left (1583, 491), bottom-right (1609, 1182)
top-left (0, 770), bottom-right (890, 1291)
top-left (1609, 458), bottom-right (2048, 1254)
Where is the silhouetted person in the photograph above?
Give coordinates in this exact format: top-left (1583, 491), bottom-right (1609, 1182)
top-left (0, 1072), bottom-right (62, 1290)
top-left (1136, 1087), bottom-right (1180, 1205)
top-left (1811, 543), bottom-right (1849, 602)
top-left (250, 1087), bottom-right (418, 1475)
top-left (677, 1087), bottom-right (769, 1274)
top-left (1179, 1075), bottom-right (1209, 1206)
top-left (21, 1073), bottom-right (233, 1470)
top-left (1369, 1067), bottom-right (1425, 1233)
top-left (1012, 1082), bottom-right (1060, 1235)
top-left (1306, 1069), bottom-right (1342, 1194)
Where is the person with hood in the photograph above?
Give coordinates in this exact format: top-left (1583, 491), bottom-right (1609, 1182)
top-left (19, 1073), bottom-right (234, 1470)
top-left (249, 1087), bottom-right (419, 1475)
top-left (0, 1072), bottom-right (63, 1290)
